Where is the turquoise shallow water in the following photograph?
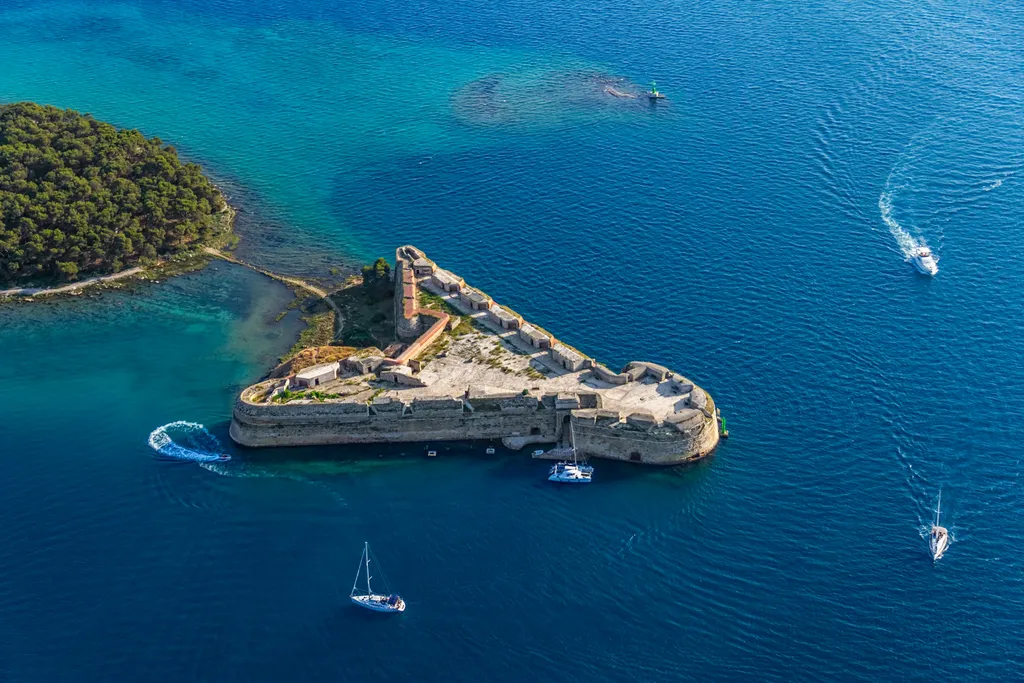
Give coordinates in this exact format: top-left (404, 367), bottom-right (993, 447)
top-left (2, 0), bottom-right (1024, 680)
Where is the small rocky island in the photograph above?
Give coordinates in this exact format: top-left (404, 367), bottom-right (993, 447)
top-left (231, 246), bottom-right (721, 466)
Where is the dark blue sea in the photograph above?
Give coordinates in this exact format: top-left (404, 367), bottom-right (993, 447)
top-left (2, 0), bottom-right (1023, 680)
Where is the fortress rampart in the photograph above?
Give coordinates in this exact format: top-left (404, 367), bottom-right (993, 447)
top-left (230, 382), bottom-right (718, 465)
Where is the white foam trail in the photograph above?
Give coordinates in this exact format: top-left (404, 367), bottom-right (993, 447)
top-left (878, 189), bottom-right (921, 258)
top-left (148, 421), bottom-right (230, 463)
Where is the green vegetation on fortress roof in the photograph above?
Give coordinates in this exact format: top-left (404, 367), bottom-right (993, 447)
top-left (0, 102), bottom-right (230, 285)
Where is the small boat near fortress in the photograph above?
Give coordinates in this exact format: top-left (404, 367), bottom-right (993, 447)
top-left (548, 424), bottom-right (593, 484)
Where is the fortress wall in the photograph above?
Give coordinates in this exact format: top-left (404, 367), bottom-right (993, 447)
top-left (230, 402), bottom-right (560, 448)
top-left (571, 418), bottom-right (719, 465)
top-left (410, 397), bottom-right (465, 417)
top-left (233, 398), bottom-right (371, 426)
top-left (231, 391), bottom-right (718, 463)
top-left (369, 400), bottom-right (404, 418)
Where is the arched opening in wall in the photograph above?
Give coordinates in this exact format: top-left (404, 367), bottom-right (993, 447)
top-left (630, 452), bottom-right (642, 463)
top-left (530, 427), bottom-right (541, 435)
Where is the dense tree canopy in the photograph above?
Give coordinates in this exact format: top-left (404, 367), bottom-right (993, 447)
top-left (361, 257), bottom-right (392, 296)
top-left (0, 102), bottom-right (230, 284)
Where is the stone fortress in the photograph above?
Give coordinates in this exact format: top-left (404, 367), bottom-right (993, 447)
top-left (230, 246), bottom-right (721, 465)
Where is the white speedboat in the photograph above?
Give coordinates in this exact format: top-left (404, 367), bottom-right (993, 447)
top-left (485, 447), bottom-right (496, 455)
top-left (350, 542), bottom-right (406, 613)
top-left (930, 491), bottom-right (949, 561)
top-left (911, 246), bottom-right (938, 276)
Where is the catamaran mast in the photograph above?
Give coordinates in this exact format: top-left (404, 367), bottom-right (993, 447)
top-left (570, 422), bottom-right (577, 465)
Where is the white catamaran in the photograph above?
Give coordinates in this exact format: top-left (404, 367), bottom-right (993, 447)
top-left (930, 491), bottom-right (949, 562)
top-left (350, 542), bottom-right (406, 613)
top-left (548, 423), bottom-right (593, 484)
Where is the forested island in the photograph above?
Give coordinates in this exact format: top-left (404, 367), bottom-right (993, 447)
top-left (0, 102), bottom-right (231, 286)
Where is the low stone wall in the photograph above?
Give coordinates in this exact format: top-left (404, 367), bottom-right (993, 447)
top-left (624, 361), bottom-right (672, 382)
top-left (394, 310), bottom-right (448, 365)
top-left (592, 363), bottom-right (630, 384)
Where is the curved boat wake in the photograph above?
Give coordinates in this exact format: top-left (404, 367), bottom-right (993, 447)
top-left (148, 421), bottom-right (230, 463)
top-left (878, 189), bottom-right (924, 260)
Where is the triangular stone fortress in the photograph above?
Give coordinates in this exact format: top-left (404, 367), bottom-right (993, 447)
top-left (230, 246), bottom-right (720, 465)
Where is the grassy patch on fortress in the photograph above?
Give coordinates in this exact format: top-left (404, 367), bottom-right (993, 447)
top-left (417, 289), bottom-right (460, 316)
top-left (450, 316), bottom-right (475, 336)
top-left (272, 388), bottom-right (343, 404)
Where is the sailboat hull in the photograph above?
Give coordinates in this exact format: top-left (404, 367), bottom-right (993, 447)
top-left (930, 527), bottom-right (949, 561)
top-left (351, 595), bottom-right (406, 613)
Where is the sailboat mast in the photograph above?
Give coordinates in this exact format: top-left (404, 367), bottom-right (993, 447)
top-left (935, 490), bottom-right (942, 526)
top-left (365, 541), bottom-right (372, 595)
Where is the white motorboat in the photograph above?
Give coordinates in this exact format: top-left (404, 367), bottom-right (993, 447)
top-left (485, 447), bottom-right (496, 455)
top-left (911, 246), bottom-right (939, 276)
top-left (427, 450), bottom-right (437, 457)
top-left (350, 542), bottom-right (406, 613)
top-left (930, 491), bottom-right (949, 561)
top-left (547, 423), bottom-right (593, 484)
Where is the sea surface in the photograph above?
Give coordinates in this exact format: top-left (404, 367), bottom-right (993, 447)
top-left (2, 0), bottom-right (1023, 680)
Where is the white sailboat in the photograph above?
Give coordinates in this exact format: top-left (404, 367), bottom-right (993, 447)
top-left (930, 491), bottom-right (949, 562)
top-left (548, 423), bottom-right (593, 484)
top-left (350, 542), bottom-right (406, 613)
